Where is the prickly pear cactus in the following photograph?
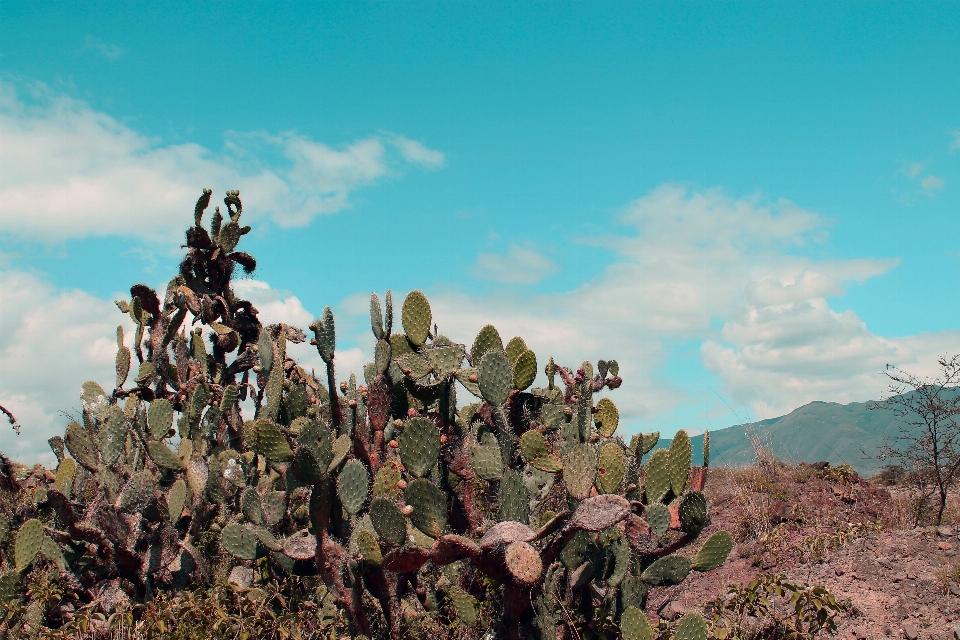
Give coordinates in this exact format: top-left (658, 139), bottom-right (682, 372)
top-left (0, 191), bottom-right (732, 640)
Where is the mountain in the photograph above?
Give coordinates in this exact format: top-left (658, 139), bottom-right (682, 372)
top-left (647, 389), bottom-right (960, 477)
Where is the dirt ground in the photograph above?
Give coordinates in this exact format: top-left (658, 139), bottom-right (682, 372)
top-left (649, 462), bottom-right (960, 639)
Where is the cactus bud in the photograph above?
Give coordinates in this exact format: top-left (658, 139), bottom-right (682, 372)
top-left (440, 435), bottom-right (448, 444)
top-left (348, 399), bottom-right (357, 408)
top-left (340, 381), bottom-right (348, 393)
top-left (401, 505), bottom-right (414, 516)
top-left (394, 419), bottom-right (403, 427)
top-left (468, 374), bottom-right (478, 383)
top-left (389, 440), bottom-right (399, 448)
top-left (397, 479), bottom-right (407, 490)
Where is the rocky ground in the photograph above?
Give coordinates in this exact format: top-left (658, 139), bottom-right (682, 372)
top-left (649, 461), bottom-right (960, 639)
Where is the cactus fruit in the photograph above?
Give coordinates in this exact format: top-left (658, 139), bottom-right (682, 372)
top-left (338, 459), bottom-right (370, 516)
top-left (399, 417), bottom-right (441, 478)
top-left (596, 442), bottom-right (625, 494)
top-left (594, 397), bottom-right (619, 438)
top-left (669, 429), bottom-right (692, 494)
top-left (14, 519), bottom-right (43, 573)
top-left (221, 523), bottom-right (259, 560)
top-left (692, 530), bottom-right (733, 571)
top-left (401, 290), bottom-right (432, 347)
top-left (620, 605), bottom-right (653, 640)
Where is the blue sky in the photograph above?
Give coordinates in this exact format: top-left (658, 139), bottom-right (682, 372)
top-left (1, 1), bottom-right (958, 463)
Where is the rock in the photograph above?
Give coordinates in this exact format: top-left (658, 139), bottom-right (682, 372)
top-left (228, 566), bottom-right (254, 589)
top-left (939, 525), bottom-right (954, 537)
top-left (903, 622), bottom-right (919, 640)
top-left (658, 600), bottom-right (684, 621)
top-left (951, 583), bottom-right (960, 596)
top-left (952, 626), bottom-right (960, 640)
top-left (835, 567), bottom-right (845, 576)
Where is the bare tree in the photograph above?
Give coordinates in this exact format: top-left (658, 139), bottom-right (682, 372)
top-left (869, 354), bottom-right (960, 525)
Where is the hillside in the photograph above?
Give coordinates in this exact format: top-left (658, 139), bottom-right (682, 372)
top-left (650, 389), bottom-right (960, 477)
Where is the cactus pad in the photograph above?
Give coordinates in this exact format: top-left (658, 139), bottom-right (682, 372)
top-left (370, 497), bottom-right (407, 547)
top-left (593, 398), bottom-right (619, 438)
top-left (520, 431), bottom-right (550, 462)
top-left (505, 541), bottom-right (542, 584)
top-left (673, 612), bottom-right (709, 640)
top-left (405, 478), bottom-right (447, 538)
top-left (669, 429), bottom-right (692, 494)
top-left (356, 529), bottom-right (383, 565)
top-left (401, 290), bottom-right (432, 347)
top-left (447, 588), bottom-right (479, 625)
top-left (678, 491), bottom-right (708, 535)
top-left (641, 554), bottom-right (691, 586)
top-left (454, 367), bottom-right (482, 397)
top-left (562, 444), bottom-right (597, 500)
top-left (328, 434), bottom-right (352, 472)
top-left (241, 487), bottom-right (265, 525)
top-left (397, 352), bottom-right (432, 380)
top-left (168, 479), bottom-right (187, 524)
top-left (370, 292), bottom-right (384, 340)
top-left (512, 349), bottom-right (537, 391)
top-left (221, 523), bottom-right (258, 560)
top-left (638, 432), bottom-right (660, 457)
top-left (399, 416), bottom-right (441, 478)
top-left (530, 454), bottom-right (563, 473)
top-left (65, 421), bottom-right (98, 471)
top-left (118, 470), bottom-right (156, 513)
top-left (504, 336), bottom-right (528, 365)
top-left (703, 430), bottom-right (710, 468)
top-left (0, 571), bottom-right (20, 603)
top-left (311, 307), bottom-right (336, 363)
top-left (337, 459), bottom-right (370, 515)
top-left (14, 519), bottom-right (43, 573)
top-left (470, 430), bottom-right (504, 481)
top-left (54, 458), bottom-right (76, 498)
top-left (645, 449), bottom-right (671, 503)
top-left (99, 405), bottom-right (127, 464)
top-left (292, 446), bottom-right (324, 484)
top-left (570, 494), bottom-right (630, 532)
top-left (372, 461), bottom-right (403, 499)
top-left (425, 345), bottom-right (465, 377)
top-left (147, 440), bottom-right (185, 470)
top-left (282, 529), bottom-right (317, 561)
top-left (41, 535), bottom-right (66, 571)
top-left (645, 503), bottom-right (671, 539)
top-left (471, 324), bottom-right (503, 366)
top-left (479, 349), bottom-right (512, 405)
top-left (596, 442), bottom-right (625, 494)
top-left (498, 468), bottom-right (530, 524)
top-left (692, 530), bottom-right (733, 572)
top-left (620, 605), bottom-right (653, 640)
top-left (253, 420), bottom-right (294, 462)
top-left (148, 398), bottom-right (174, 441)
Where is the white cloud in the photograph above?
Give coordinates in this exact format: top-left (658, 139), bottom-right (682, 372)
top-left (0, 79), bottom-right (445, 241)
top-left (906, 162), bottom-right (925, 178)
top-left (469, 245), bottom-right (558, 284)
top-left (82, 35), bottom-right (122, 60)
top-left (951, 130), bottom-right (960, 152)
top-left (0, 269), bottom-right (134, 464)
top-left (385, 133), bottom-right (446, 169)
top-left (921, 175), bottom-right (944, 193)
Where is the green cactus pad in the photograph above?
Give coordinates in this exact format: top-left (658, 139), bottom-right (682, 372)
top-left (328, 434), bottom-right (351, 472)
top-left (252, 420), bottom-right (293, 462)
top-left (81, 380), bottom-right (108, 405)
top-left (258, 329), bottom-right (274, 372)
top-left (220, 385), bottom-right (238, 412)
top-left (620, 575), bottom-right (648, 611)
top-left (0, 571), bottom-right (20, 603)
top-left (40, 535), bottom-right (66, 571)
top-left (645, 503), bottom-right (671, 539)
top-left (512, 349), bottom-right (537, 391)
top-left (97, 405), bottom-right (126, 464)
top-left (14, 519), bottom-right (43, 572)
top-left (292, 446), bottom-right (324, 484)
top-left (596, 442), bottom-right (625, 494)
top-left (692, 530), bottom-right (733, 572)
top-left (397, 352), bottom-right (432, 381)
top-left (118, 470), bottom-right (156, 513)
top-left (451, 368), bottom-right (479, 400)
top-left (620, 605), bottom-right (653, 640)
top-left (337, 459), bottom-right (370, 515)
top-left (252, 526), bottom-right (283, 552)
top-left (673, 612), bottom-right (709, 640)
top-left (312, 307), bottom-right (336, 363)
top-left (372, 462), bottom-right (403, 499)
top-left (504, 336), bottom-right (528, 365)
top-left (520, 431), bottom-right (550, 463)
top-left (645, 449), bottom-right (671, 503)
top-left (498, 468), bottom-right (530, 524)
top-left (560, 530), bottom-right (593, 570)
top-left (405, 478), bottom-right (447, 538)
top-left (399, 416), bottom-right (441, 478)
top-left (370, 497), bottom-right (407, 547)
top-left (608, 535), bottom-right (631, 586)
top-left (479, 349), bottom-right (512, 406)
top-left (370, 292), bottom-right (384, 340)
top-left (65, 421), bottom-right (98, 471)
top-left (471, 324), bottom-right (504, 366)
top-left (401, 290), bottom-right (432, 347)
top-left (470, 429), bottom-right (504, 480)
top-left (390, 333), bottom-right (415, 360)
top-left (562, 443), bottom-right (597, 500)
top-left (147, 440), bottom-right (185, 471)
top-left (54, 458), bottom-right (76, 498)
top-left (638, 432), bottom-right (660, 457)
top-left (669, 429), bottom-right (692, 494)
top-left (703, 430), bottom-right (710, 468)
top-left (375, 338), bottom-right (392, 375)
top-left (447, 588), bottom-right (479, 625)
top-left (679, 491), bottom-right (708, 535)
top-left (168, 479), bottom-right (187, 524)
top-left (640, 554), bottom-right (691, 586)
top-left (241, 487), bottom-right (265, 525)
top-left (531, 455), bottom-right (562, 473)
top-left (260, 491), bottom-right (287, 528)
top-left (425, 345), bottom-right (466, 377)
top-left (593, 398), bottom-right (619, 438)
top-left (356, 529), bottom-right (383, 565)
top-left (221, 523), bottom-right (258, 560)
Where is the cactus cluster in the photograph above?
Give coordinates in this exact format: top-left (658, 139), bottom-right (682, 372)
top-left (0, 190), bottom-right (732, 639)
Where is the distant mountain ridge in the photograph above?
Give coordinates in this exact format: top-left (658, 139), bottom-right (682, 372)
top-left (648, 389), bottom-right (960, 477)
